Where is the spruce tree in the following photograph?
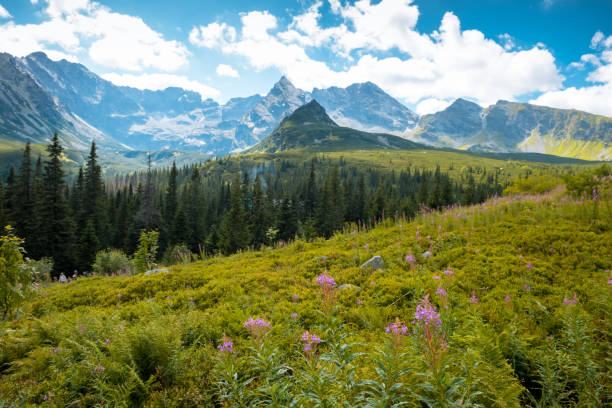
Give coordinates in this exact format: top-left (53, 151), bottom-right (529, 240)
top-left (42, 133), bottom-right (74, 276)
top-left (29, 156), bottom-right (46, 259)
top-left (137, 153), bottom-right (158, 230)
top-left (81, 142), bottom-right (108, 246)
top-left (250, 175), bottom-right (268, 247)
top-left (15, 142), bottom-right (34, 246)
top-left (0, 178), bottom-right (4, 228)
top-left (219, 176), bottom-right (248, 254)
top-left (163, 161), bottom-right (178, 246)
top-left (4, 167), bottom-right (16, 226)
top-left (278, 196), bottom-right (297, 242)
top-left (77, 220), bottom-right (99, 272)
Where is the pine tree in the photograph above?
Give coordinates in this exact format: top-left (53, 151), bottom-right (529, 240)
top-left (4, 167), bottom-right (16, 227)
top-left (0, 178), bottom-right (4, 228)
top-left (15, 142), bottom-right (35, 247)
top-left (164, 161), bottom-right (178, 245)
top-left (42, 133), bottom-right (74, 276)
top-left (278, 196), bottom-right (297, 242)
top-left (81, 142), bottom-right (108, 247)
top-left (428, 165), bottom-right (442, 209)
top-left (219, 176), bottom-right (248, 254)
top-left (250, 175), bottom-right (268, 247)
top-left (304, 159), bottom-right (317, 220)
top-left (185, 166), bottom-right (204, 249)
top-left (137, 153), bottom-right (158, 230)
top-left (29, 156), bottom-right (46, 259)
top-left (77, 220), bottom-right (99, 272)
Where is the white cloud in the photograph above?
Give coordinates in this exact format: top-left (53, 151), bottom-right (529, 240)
top-left (101, 73), bottom-right (220, 99)
top-left (0, 1), bottom-right (189, 72)
top-left (190, 2), bottom-right (563, 108)
top-left (416, 98), bottom-right (453, 115)
top-left (216, 63), bottom-right (239, 78)
top-left (189, 22), bottom-right (236, 48)
top-left (0, 4), bottom-right (11, 19)
top-left (498, 34), bottom-right (515, 51)
top-left (532, 31), bottom-right (612, 116)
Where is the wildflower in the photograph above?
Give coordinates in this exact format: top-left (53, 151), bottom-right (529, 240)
top-left (94, 365), bottom-right (105, 374)
top-left (563, 292), bottom-right (578, 305)
top-left (291, 312), bottom-right (298, 319)
top-left (356, 299), bottom-right (364, 305)
top-left (443, 268), bottom-right (454, 277)
top-left (316, 273), bottom-right (337, 315)
top-left (414, 297), bottom-right (442, 327)
top-left (291, 294), bottom-right (299, 302)
top-left (217, 337), bottom-right (234, 354)
top-left (504, 294), bottom-right (511, 303)
top-left (523, 284), bottom-right (531, 292)
top-left (166, 295), bottom-right (172, 300)
top-left (470, 291), bottom-right (479, 304)
top-left (432, 275), bottom-right (440, 280)
top-left (117, 293), bottom-right (122, 300)
top-left (386, 318), bottom-right (408, 349)
top-left (103, 339), bottom-right (111, 345)
top-left (316, 273), bottom-right (336, 288)
top-left (370, 280), bottom-right (375, 286)
top-left (244, 317), bottom-right (271, 342)
top-left (526, 263), bottom-right (533, 270)
top-left (436, 286), bottom-right (447, 297)
top-left (364, 243), bottom-right (369, 250)
top-left (301, 331), bottom-right (322, 356)
top-left (189, 297), bottom-right (194, 302)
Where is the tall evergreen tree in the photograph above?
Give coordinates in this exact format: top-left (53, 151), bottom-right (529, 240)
top-left (4, 167), bottom-right (16, 227)
top-left (164, 161), bottom-right (178, 245)
top-left (81, 142), bottom-right (107, 248)
top-left (219, 176), bottom-right (248, 254)
top-left (137, 153), bottom-right (158, 230)
top-left (15, 142), bottom-right (35, 246)
top-left (29, 156), bottom-right (46, 259)
top-left (304, 159), bottom-right (317, 220)
top-left (250, 175), bottom-right (268, 247)
top-left (42, 133), bottom-right (74, 276)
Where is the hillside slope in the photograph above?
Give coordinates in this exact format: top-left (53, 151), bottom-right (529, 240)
top-left (410, 99), bottom-right (612, 160)
top-left (249, 100), bottom-right (422, 153)
top-left (1, 183), bottom-right (610, 406)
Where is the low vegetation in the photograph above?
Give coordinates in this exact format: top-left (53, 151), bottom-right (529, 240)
top-left (0, 167), bottom-right (610, 407)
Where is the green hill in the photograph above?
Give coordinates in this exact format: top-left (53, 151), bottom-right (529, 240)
top-left (1, 179), bottom-right (610, 406)
top-left (249, 100), bottom-right (422, 153)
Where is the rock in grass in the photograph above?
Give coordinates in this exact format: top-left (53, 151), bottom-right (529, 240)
top-left (317, 256), bottom-right (330, 262)
top-left (339, 283), bottom-right (361, 291)
top-left (144, 268), bottom-right (169, 276)
top-left (361, 255), bottom-right (384, 271)
top-left (422, 251), bottom-right (432, 258)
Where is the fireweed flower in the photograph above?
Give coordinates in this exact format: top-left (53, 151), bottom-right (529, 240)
top-left (470, 291), bottom-right (479, 304)
top-left (523, 284), bottom-right (531, 292)
top-left (94, 365), bottom-right (105, 374)
top-left (412, 296), bottom-right (447, 372)
top-left (291, 294), bottom-right (299, 302)
top-left (291, 313), bottom-right (298, 319)
top-left (432, 275), bottom-right (440, 280)
top-left (243, 317), bottom-right (271, 342)
top-left (405, 254), bottom-right (416, 269)
top-left (217, 337), bottom-right (234, 354)
top-left (443, 268), bottom-right (454, 278)
top-left (316, 273), bottom-right (337, 315)
top-left (526, 263), bottom-right (533, 270)
top-left (504, 294), bottom-right (511, 303)
top-left (356, 299), bottom-right (364, 305)
top-left (436, 286), bottom-right (447, 297)
top-left (385, 317), bottom-right (408, 349)
top-left (301, 331), bottom-right (322, 357)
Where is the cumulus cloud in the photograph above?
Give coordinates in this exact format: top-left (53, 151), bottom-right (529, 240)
top-left (216, 64), bottom-right (239, 78)
top-left (189, 22), bottom-right (236, 48)
top-left (0, 0), bottom-right (189, 71)
top-left (101, 73), bottom-right (220, 99)
top-left (190, 1), bottom-right (563, 108)
top-left (0, 4), bottom-right (11, 19)
top-left (532, 31), bottom-right (612, 116)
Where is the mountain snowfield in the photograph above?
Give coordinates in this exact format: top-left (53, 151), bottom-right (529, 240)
top-left (0, 51), bottom-right (610, 160)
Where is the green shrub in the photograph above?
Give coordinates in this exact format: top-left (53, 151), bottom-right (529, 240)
top-left (93, 249), bottom-right (132, 276)
top-left (133, 230), bottom-right (159, 273)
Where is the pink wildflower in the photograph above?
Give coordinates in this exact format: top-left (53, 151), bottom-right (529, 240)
top-left (523, 284), bottom-right (531, 292)
top-left (356, 299), bottom-right (364, 305)
top-left (443, 268), bottom-right (454, 277)
top-left (436, 286), bottom-right (447, 297)
top-left (504, 294), bottom-right (511, 303)
top-left (470, 291), bottom-right (479, 304)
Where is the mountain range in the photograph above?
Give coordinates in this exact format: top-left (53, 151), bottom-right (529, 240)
top-left (0, 51), bottom-right (610, 161)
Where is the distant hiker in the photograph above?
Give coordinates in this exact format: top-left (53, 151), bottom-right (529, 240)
top-left (59, 273), bottom-right (67, 283)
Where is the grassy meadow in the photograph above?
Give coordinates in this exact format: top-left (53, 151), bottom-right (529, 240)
top-left (0, 169), bottom-right (610, 407)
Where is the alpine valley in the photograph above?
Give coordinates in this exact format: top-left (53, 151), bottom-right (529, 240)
top-left (0, 51), bottom-right (610, 171)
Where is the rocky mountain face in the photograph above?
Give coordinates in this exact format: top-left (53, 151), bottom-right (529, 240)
top-left (1, 52), bottom-right (417, 155)
top-left (0, 53), bottom-right (109, 150)
top-left (410, 99), bottom-right (612, 160)
top-left (250, 100), bottom-right (421, 153)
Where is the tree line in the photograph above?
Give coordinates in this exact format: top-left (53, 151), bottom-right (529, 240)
top-left (0, 135), bottom-right (506, 276)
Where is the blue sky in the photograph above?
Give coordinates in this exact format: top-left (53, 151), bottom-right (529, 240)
top-left (0, 0), bottom-right (611, 115)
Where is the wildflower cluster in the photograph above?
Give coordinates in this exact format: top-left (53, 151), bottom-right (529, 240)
top-left (385, 318), bottom-right (408, 349)
top-left (217, 337), bottom-right (234, 354)
top-left (316, 273), bottom-right (337, 315)
top-left (244, 317), bottom-right (271, 342)
top-left (563, 292), bottom-right (578, 305)
top-left (300, 331), bottom-right (321, 357)
top-left (412, 296), bottom-right (447, 372)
